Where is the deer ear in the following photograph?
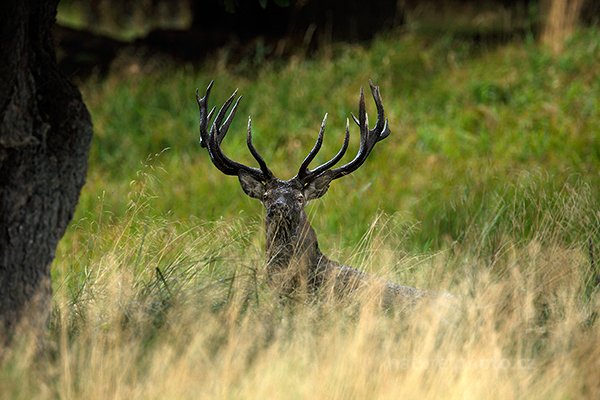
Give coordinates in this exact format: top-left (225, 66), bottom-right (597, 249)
top-left (238, 171), bottom-right (265, 199)
top-left (303, 172), bottom-right (334, 201)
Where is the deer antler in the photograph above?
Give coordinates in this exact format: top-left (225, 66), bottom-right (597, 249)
top-left (295, 81), bottom-right (390, 185)
top-left (196, 81), bottom-right (273, 181)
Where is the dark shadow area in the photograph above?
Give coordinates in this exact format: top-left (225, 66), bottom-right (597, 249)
top-left (55, 0), bottom-right (401, 79)
top-left (54, 0), bottom-right (599, 80)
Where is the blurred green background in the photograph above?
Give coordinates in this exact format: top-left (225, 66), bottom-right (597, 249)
top-left (55, 0), bottom-right (600, 262)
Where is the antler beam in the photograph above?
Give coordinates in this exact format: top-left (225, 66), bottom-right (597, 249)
top-left (196, 81), bottom-right (273, 181)
top-left (295, 80), bottom-right (390, 184)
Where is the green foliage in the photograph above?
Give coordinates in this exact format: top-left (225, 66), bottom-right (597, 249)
top-left (4, 29), bottom-right (600, 398)
top-left (76, 28), bottom-right (600, 256)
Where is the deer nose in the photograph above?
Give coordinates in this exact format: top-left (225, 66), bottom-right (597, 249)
top-left (268, 197), bottom-right (290, 215)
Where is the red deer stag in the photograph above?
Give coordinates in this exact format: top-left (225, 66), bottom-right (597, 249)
top-left (196, 81), bottom-right (429, 306)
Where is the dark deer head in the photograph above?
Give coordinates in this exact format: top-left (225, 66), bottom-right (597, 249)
top-left (195, 80), bottom-right (391, 280)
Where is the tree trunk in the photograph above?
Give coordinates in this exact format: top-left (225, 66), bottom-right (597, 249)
top-left (0, 0), bottom-right (92, 342)
top-left (540, 0), bottom-right (584, 54)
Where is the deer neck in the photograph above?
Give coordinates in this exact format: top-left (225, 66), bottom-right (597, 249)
top-left (265, 209), bottom-right (323, 271)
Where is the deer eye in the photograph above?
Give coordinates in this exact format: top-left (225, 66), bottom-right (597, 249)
top-left (296, 193), bottom-right (304, 203)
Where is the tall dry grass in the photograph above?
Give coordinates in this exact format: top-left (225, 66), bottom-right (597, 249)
top-left (2, 175), bottom-right (598, 399)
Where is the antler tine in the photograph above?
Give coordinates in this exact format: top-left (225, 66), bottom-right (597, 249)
top-left (358, 86), bottom-right (367, 133)
top-left (297, 113), bottom-right (327, 179)
top-left (212, 90), bottom-right (238, 141)
top-left (196, 80), bottom-right (214, 148)
top-left (295, 114), bottom-right (353, 183)
top-left (326, 82), bottom-right (390, 178)
top-left (217, 96), bottom-right (242, 145)
top-left (207, 113), bottom-right (266, 180)
top-left (307, 118), bottom-right (350, 178)
top-left (247, 117), bottom-right (273, 178)
top-left (196, 82), bottom-right (270, 181)
top-left (207, 106), bottom-right (216, 127)
top-left (297, 81), bottom-right (391, 184)
top-left (368, 80), bottom-right (390, 139)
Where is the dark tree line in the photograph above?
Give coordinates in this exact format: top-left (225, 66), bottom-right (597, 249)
top-left (55, 0), bottom-right (597, 79)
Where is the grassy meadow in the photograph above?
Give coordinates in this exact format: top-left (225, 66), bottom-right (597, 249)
top-left (3, 28), bottom-right (600, 398)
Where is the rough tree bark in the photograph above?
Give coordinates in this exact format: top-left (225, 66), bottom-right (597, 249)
top-left (0, 0), bottom-right (92, 342)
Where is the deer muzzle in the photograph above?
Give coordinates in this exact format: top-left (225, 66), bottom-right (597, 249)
top-left (267, 200), bottom-right (289, 216)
